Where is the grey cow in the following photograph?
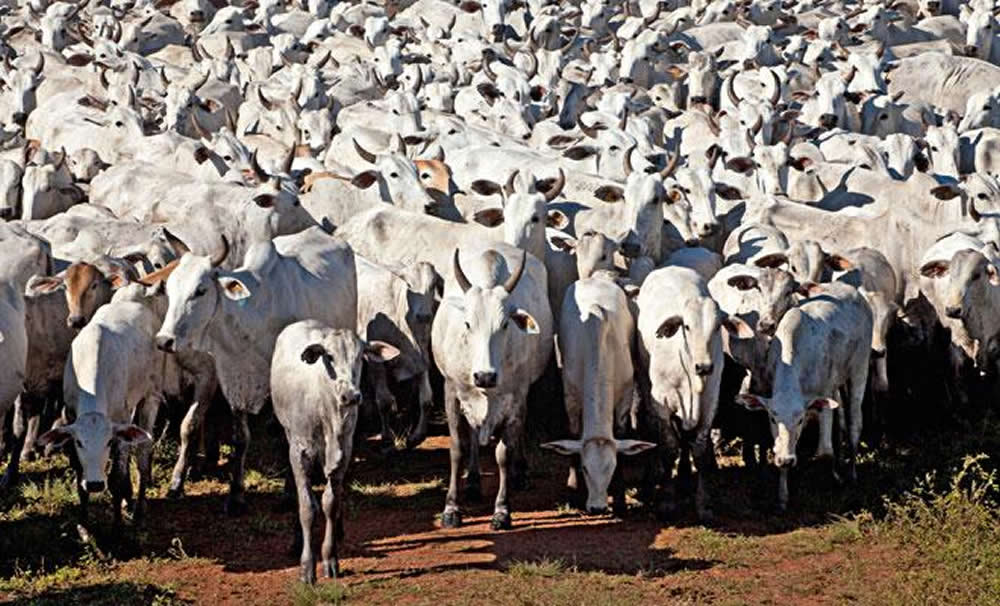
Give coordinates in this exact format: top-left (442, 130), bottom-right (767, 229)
top-left (271, 320), bottom-right (398, 584)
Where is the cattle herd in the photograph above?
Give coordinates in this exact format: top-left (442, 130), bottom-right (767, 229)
top-left (3, 0), bottom-right (1000, 587)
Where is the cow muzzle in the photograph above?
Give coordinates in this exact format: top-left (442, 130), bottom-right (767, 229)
top-left (155, 335), bottom-right (177, 353)
top-left (473, 371), bottom-right (498, 389)
top-left (774, 454), bottom-right (797, 468)
top-left (689, 95), bottom-right (708, 105)
top-left (11, 112), bottom-right (27, 126)
top-left (758, 320), bottom-right (777, 337)
top-left (586, 505), bottom-right (608, 516)
top-left (965, 45), bottom-right (979, 58)
top-left (819, 114), bottom-right (838, 130)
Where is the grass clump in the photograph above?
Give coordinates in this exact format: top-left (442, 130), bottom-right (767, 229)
top-left (506, 556), bottom-right (572, 578)
top-left (291, 580), bottom-right (348, 606)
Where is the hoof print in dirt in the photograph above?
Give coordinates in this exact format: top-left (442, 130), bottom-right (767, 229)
top-left (490, 511), bottom-right (512, 531)
top-left (441, 510), bottom-right (462, 528)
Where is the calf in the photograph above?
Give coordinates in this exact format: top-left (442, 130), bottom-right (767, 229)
top-left (543, 275), bottom-right (655, 515)
top-left (737, 282), bottom-right (873, 511)
top-left (271, 320), bottom-right (398, 584)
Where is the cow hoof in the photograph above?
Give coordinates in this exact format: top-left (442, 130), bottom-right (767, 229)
top-left (490, 511), bottom-right (512, 531)
top-left (224, 496), bottom-right (248, 517)
top-left (300, 566), bottom-right (316, 585)
top-left (22, 450), bottom-right (37, 463)
top-left (321, 559), bottom-right (339, 579)
top-left (441, 510), bottom-right (462, 528)
top-left (166, 486), bottom-right (184, 500)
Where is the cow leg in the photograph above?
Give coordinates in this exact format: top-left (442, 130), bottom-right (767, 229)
top-left (68, 447), bottom-right (90, 523)
top-left (320, 477), bottom-right (344, 579)
top-left (846, 374), bottom-right (866, 485)
top-left (133, 397), bottom-right (160, 524)
top-left (289, 444), bottom-right (316, 584)
top-left (406, 372), bottom-right (434, 449)
top-left (656, 425), bottom-right (681, 521)
top-left (369, 363), bottom-right (398, 454)
top-left (109, 443), bottom-right (129, 529)
top-left (491, 424), bottom-right (519, 531)
top-left (693, 432), bottom-right (715, 522)
top-left (19, 409), bottom-right (40, 463)
top-left (1, 394), bottom-right (42, 491)
top-left (610, 462), bottom-right (627, 518)
top-left (441, 383), bottom-right (464, 528)
top-left (777, 466), bottom-right (789, 512)
top-left (168, 397), bottom-right (211, 499)
top-left (464, 423), bottom-right (481, 503)
top-left (225, 411), bottom-right (250, 516)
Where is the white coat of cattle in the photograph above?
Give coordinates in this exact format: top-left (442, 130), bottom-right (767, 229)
top-left (636, 266), bottom-right (750, 521)
top-left (433, 245), bottom-right (553, 531)
top-left (149, 227), bottom-right (357, 515)
top-left (271, 320), bottom-right (398, 584)
top-left (543, 274), bottom-right (655, 515)
top-left (737, 282), bottom-right (873, 511)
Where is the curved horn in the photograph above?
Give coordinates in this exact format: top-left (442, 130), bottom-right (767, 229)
top-left (411, 65), bottom-right (424, 93)
top-left (224, 36), bottom-right (235, 60)
top-left (190, 40), bottom-right (204, 62)
top-left (395, 133), bottom-right (407, 156)
top-left (618, 106), bottom-right (629, 131)
top-left (842, 65), bottom-right (856, 85)
top-left (453, 248), bottom-right (472, 293)
top-left (783, 121), bottom-right (794, 144)
top-left (623, 143), bottom-right (636, 176)
top-left (768, 68), bottom-right (781, 105)
top-left (643, 1), bottom-right (663, 25)
top-left (158, 65), bottom-right (169, 88)
top-left (191, 68), bottom-right (210, 92)
top-left (558, 28), bottom-right (579, 52)
top-left (482, 56), bottom-right (498, 81)
top-left (543, 168), bottom-right (565, 202)
top-left (750, 114), bottom-right (763, 136)
top-left (190, 110), bottom-right (210, 139)
top-left (745, 128), bottom-right (756, 152)
top-left (660, 146), bottom-right (680, 178)
top-left (577, 114), bottom-right (601, 138)
top-left (281, 135), bottom-right (296, 174)
top-left (523, 50), bottom-right (538, 80)
top-left (162, 228), bottom-right (192, 256)
top-left (727, 73), bottom-right (742, 106)
top-left (504, 169), bottom-right (519, 197)
top-left (31, 51), bottom-right (44, 74)
top-left (55, 146), bottom-right (68, 171)
top-left (624, 1), bottom-right (635, 17)
top-left (502, 250), bottom-right (527, 293)
top-left (99, 67), bottom-right (110, 89)
top-left (353, 138), bottom-right (377, 164)
top-left (210, 235), bottom-right (229, 268)
top-left (248, 149), bottom-right (268, 182)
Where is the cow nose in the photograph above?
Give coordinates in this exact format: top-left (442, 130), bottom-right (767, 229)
top-left (423, 202), bottom-right (438, 214)
top-left (0, 207), bottom-right (13, 220)
top-left (684, 238), bottom-right (700, 247)
top-left (689, 95), bottom-right (708, 105)
top-left (586, 506), bottom-right (608, 516)
top-left (85, 480), bottom-right (105, 493)
top-left (775, 454), bottom-right (797, 468)
top-left (945, 305), bottom-right (962, 319)
top-left (871, 348), bottom-right (887, 359)
top-left (819, 114), bottom-right (838, 129)
top-left (699, 222), bottom-right (720, 237)
top-left (758, 320), bottom-right (776, 336)
top-left (12, 112), bottom-right (27, 126)
top-left (156, 335), bottom-right (176, 352)
top-left (927, 0), bottom-right (939, 10)
top-left (67, 315), bottom-right (86, 329)
top-left (695, 362), bottom-right (714, 376)
top-left (341, 391), bottom-right (362, 407)
top-left (473, 371), bottom-right (498, 389)
top-left (965, 45), bottom-right (979, 57)
top-left (189, 9), bottom-right (204, 20)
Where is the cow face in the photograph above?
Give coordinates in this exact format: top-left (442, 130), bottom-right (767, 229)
top-left (860, 94), bottom-right (906, 138)
top-left (722, 267), bottom-right (800, 336)
top-left (26, 262), bottom-right (121, 329)
top-left (0, 66), bottom-right (41, 126)
top-left (965, 9), bottom-right (998, 61)
top-left (672, 167), bottom-right (734, 242)
top-left (400, 261), bottom-right (441, 357)
top-left (923, 124), bottom-right (961, 179)
top-left (542, 437), bottom-right (655, 514)
top-left (647, 297), bottom-right (725, 431)
top-left (930, 249), bottom-right (1000, 367)
top-left (157, 254), bottom-right (233, 353)
top-left (297, 108), bottom-right (335, 153)
top-left (878, 134), bottom-right (921, 180)
top-left (301, 330), bottom-right (399, 410)
top-left (37, 412), bottom-right (151, 492)
top-left (686, 51), bottom-right (720, 107)
top-left (352, 138), bottom-right (437, 214)
top-left (549, 230), bottom-right (618, 279)
top-left (737, 393), bottom-right (839, 468)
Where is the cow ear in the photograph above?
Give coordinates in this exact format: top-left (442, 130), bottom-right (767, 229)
top-left (351, 171), bottom-right (379, 189)
top-left (721, 315), bottom-right (755, 339)
top-left (66, 53), bottom-right (93, 66)
top-left (615, 439), bottom-right (657, 455)
top-left (593, 185), bottom-right (624, 202)
top-left (510, 308), bottom-right (540, 334)
top-left (790, 156), bottom-right (813, 171)
top-left (547, 134), bottom-right (579, 149)
top-left (548, 233), bottom-right (576, 252)
top-left (301, 343), bottom-right (325, 364)
top-left (252, 194), bottom-right (276, 208)
top-left (115, 424), bottom-right (152, 444)
top-left (715, 184), bottom-right (745, 200)
top-left (754, 252), bottom-right (789, 268)
top-left (540, 440), bottom-right (581, 455)
top-left (546, 209), bottom-right (569, 229)
top-left (655, 315), bottom-right (683, 339)
top-left (218, 276), bottom-right (251, 301)
top-left (459, 0), bottom-right (481, 12)
top-left (476, 82), bottom-right (502, 104)
top-left (472, 207), bottom-right (505, 227)
top-left (470, 180), bottom-right (502, 196)
top-left (25, 275), bottom-right (65, 297)
top-left (563, 145), bottom-right (598, 160)
top-left (808, 397), bottom-right (840, 411)
top-left (364, 340), bottom-right (401, 363)
top-left (37, 425), bottom-right (74, 448)
top-left (987, 263), bottom-right (1000, 286)
top-left (725, 157), bottom-right (755, 173)
top-left (193, 146), bottom-right (212, 164)
top-left (930, 183), bottom-right (962, 200)
top-left (825, 253), bottom-right (853, 271)
top-left (735, 394), bottom-right (769, 411)
top-left (727, 275), bottom-right (759, 291)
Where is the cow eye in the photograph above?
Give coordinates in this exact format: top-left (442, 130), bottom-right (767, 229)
top-left (90, 281), bottom-right (98, 290)
top-left (464, 321), bottom-right (471, 330)
top-left (224, 155), bottom-right (233, 161)
top-left (931, 146), bottom-right (938, 152)
top-left (502, 320), bottom-right (509, 330)
top-left (392, 109), bottom-right (399, 115)
top-left (879, 114), bottom-right (887, 121)
top-left (193, 285), bottom-right (207, 298)
top-left (76, 439), bottom-right (83, 447)
top-left (600, 254), bottom-right (607, 261)
top-left (421, 172), bottom-right (431, 179)
top-left (978, 193), bottom-right (989, 200)
top-left (610, 145), bottom-right (620, 152)
top-left (390, 172), bottom-right (399, 178)
top-left (448, 128), bottom-right (457, 135)
top-left (530, 215), bottom-right (539, 223)
top-left (374, 57), bottom-right (380, 62)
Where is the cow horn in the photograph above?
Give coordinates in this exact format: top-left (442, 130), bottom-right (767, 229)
top-left (282, 134), bottom-right (296, 174)
top-left (523, 50), bottom-right (538, 81)
top-left (210, 235), bottom-right (229, 268)
top-left (224, 108), bottom-right (237, 132)
top-left (482, 56), bottom-right (498, 81)
top-left (353, 138), bottom-right (377, 164)
top-left (99, 67), bottom-right (110, 89)
top-left (842, 65), bottom-right (856, 85)
top-left (558, 28), bottom-right (579, 52)
top-left (290, 79), bottom-right (302, 111)
top-left (577, 114), bottom-right (601, 138)
top-left (643, 1), bottom-right (663, 25)
top-left (412, 65), bottom-right (424, 93)
top-left (727, 73), bottom-right (742, 105)
top-left (191, 40), bottom-right (204, 62)
top-left (543, 168), bottom-right (565, 202)
top-left (624, 1), bottom-right (634, 17)
top-left (623, 143), bottom-right (635, 176)
top-left (783, 121), bottom-right (794, 144)
top-left (618, 106), bottom-right (629, 130)
top-left (768, 68), bottom-right (781, 105)
top-left (745, 128), bottom-right (756, 152)
top-left (453, 248), bottom-right (472, 293)
top-left (249, 149), bottom-right (268, 183)
top-left (660, 146), bottom-right (680, 178)
top-left (55, 146), bottom-right (68, 171)
top-left (502, 250), bottom-right (527, 293)
top-left (750, 114), bottom-right (763, 136)
top-left (31, 51), bottom-right (44, 74)
top-left (224, 36), bottom-right (235, 60)
top-left (162, 228), bottom-right (191, 256)
top-left (395, 133), bottom-right (407, 156)
top-left (504, 169), bottom-right (519, 197)
top-left (191, 109), bottom-right (210, 139)
top-left (876, 42), bottom-right (886, 59)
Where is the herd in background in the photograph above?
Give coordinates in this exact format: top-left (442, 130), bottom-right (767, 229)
top-left (5, 0), bottom-right (1000, 586)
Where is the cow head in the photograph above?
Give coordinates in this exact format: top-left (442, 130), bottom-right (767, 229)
top-left (25, 260), bottom-right (132, 329)
top-left (548, 230), bottom-right (619, 279)
top-left (469, 169), bottom-right (567, 259)
top-left (352, 137), bottom-right (438, 214)
top-left (542, 436), bottom-right (655, 515)
top-left (922, 123), bottom-right (961, 179)
top-left (717, 265), bottom-right (801, 337)
top-left (737, 392), bottom-right (840, 469)
top-left (300, 330), bottom-right (399, 409)
top-left (965, 8), bottom-right (998, 61)
top-left (21, 151), bottom-right (84, 220)
top-left (0, 54), bottom-right (43, 126)
top-left (0, 159), bottom-right (23, 220)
